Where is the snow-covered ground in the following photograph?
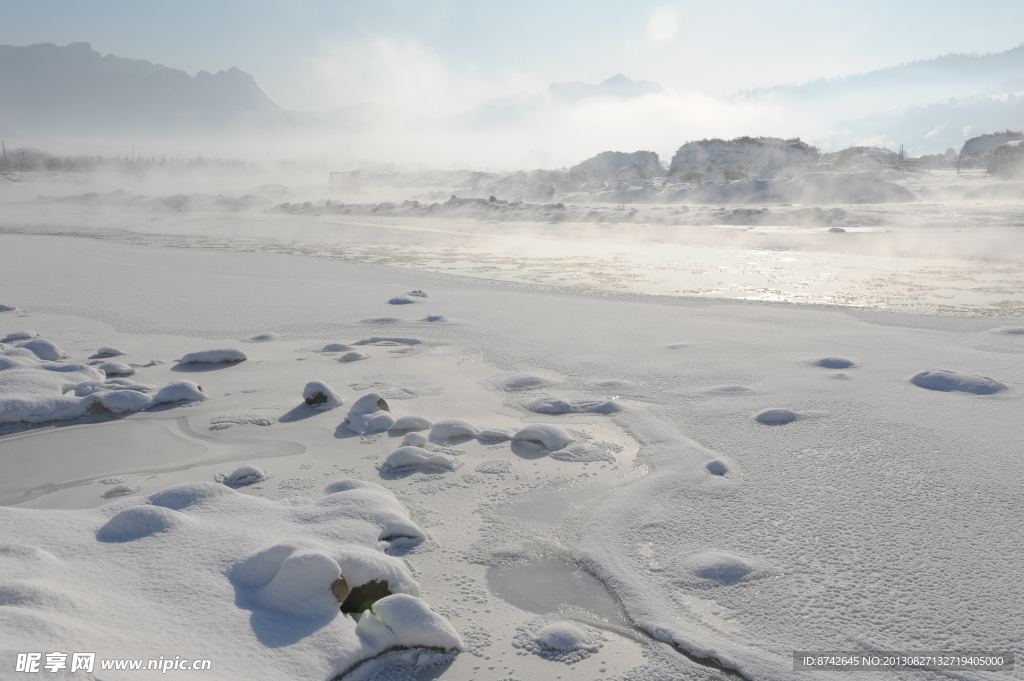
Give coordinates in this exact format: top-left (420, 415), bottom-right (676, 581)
top-left (0, 166), bottom-right (1022, 680)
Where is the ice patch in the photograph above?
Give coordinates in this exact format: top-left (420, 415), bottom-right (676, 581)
top-left (523, 395), bottom-right (620, 414)
top-left (910, 369), bottom-right (1007, 395)
top-left (338, 351), bottom-right (370, 363)
top-left (216, 465), bottom-right (270, 487)
top-left (755, 408), bottom-right (798, 425)
top-left (512, 424), bottom-right (573, 451)
top-left (513, 619), bottom-right (604, 664)
top-left (178, 348), bottom-right (247, 364)
top-left (381, 446), bottom-right (456, 473)
top-left (303, 381), bottom-right (343, 409)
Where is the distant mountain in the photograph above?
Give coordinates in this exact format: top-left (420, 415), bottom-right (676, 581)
top-left (0, 42), bottom-right (292, 138)
top-left (827, 93), bottom-right (1024, 156)
top-left (746, 44), bottom-right (1024, 110)
top-left (457, 74), bottom-right (662, 129)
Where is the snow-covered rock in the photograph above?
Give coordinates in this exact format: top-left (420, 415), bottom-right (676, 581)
top-left (511, 424), bottom-right (573, 451)
top-left (303, 380), bottom-right (343, 409)
top-left (669, 137), bottom-right (819, 182)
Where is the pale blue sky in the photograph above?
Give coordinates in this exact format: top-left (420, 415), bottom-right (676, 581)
top-left (2, 1), bottom-right (1023, 111)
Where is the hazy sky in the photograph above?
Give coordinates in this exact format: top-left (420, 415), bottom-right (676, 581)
top-left (3, 0), bottom-right (1023, 112)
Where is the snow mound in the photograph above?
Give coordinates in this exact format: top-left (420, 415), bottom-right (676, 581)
top-left (355, 594), bottom-right (462, 652)
top-left (513, 619), bottom-right (604, 664)
top-left (381, 446), bottom-right (456, 473)
top-left (523, 395), bottom-right (620, 414)
top-left (101, 483), bottom-right (141, 498)
top-left (93, 346), bottom-right (126, 357)
top-left (2, 331), bottom-right (37, 343)
top-left (0, 304), bottom-right (15, 312)
top-left (401, 432), bottom-right (429, 447)
top-left (989, 326), bottom-right (1024, 335)
top-left (669, 137), bottom-right (818, 182)
top-left (153, 380), bottom-right (207, 403)
top-left (353, 337), bottom-right (422, 346)
top-left (755, 408), bottom-right (798, 425)
top-left (811, 357), bottom-right (856, 369)
top-left (317, 343), bottom-right (352, 352)
top-left (303, 380), bottom-right (343, 409)
top-left (477, 428), bottom-right (514, 441)
top-left (475, 460), bottom-right (512, 474)
top-left (389, 415), bottom-right (433, 432)
top-left (680, 551), bottom-right (761, 586)
top-left (512, 424), bottom-right (573, 451)
top-left (348, 412), bottom-right (396, 434)
top-left (257, 549), bottom-right (343, 617)
top-left (244, 332), bottom-right (282, 343)
top-left (338, 351), bottom-right (370, 363)
top-left (0, 347), bottom-right (206, 424)
top-left (97, 360), bottom-right (135, 377)
top-left (550, 443), bottom-right (616, 463)
top-left (706, 460), bottom-right (729, 476)
top-left (209, 413), bottom-right (275, 429)
top-left (388, 296), bottom-right (418, 305)
top-left (216, 465), bottom-right (270, 487)
top-left (570, 150), bottom-right (663, 182)
top-left (96, 505), bottom-right (190, 542)
top-left (418, 314), bottom-right (451, 323)
top-left (350, 392), bottom-right (390, 414)
top-left (406, 289), bottom-right (429, 298)
top-left (361, 317), bottom-right (405, 324)
top-left (178, 348), bottom-right (248, 364)
top-left (910, 369), bottom-right (1007, 395)
top-left (491, 372), bottom-right (558, 391)
top-left (18, 338), bottom-right (68, 361)
top-left (429, 419), bottom-right (480, 441)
